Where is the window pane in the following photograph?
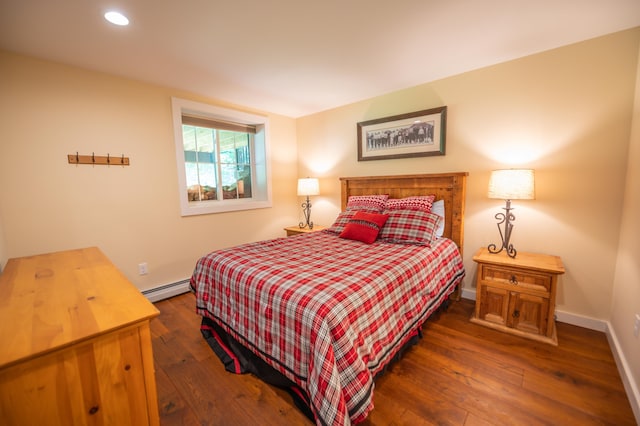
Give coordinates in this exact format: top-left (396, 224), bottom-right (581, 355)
top-left (218, 131), bottom-right (251, 199)
top-left (221, 163), bottom-right (238, 199)
top-left (183, 125), bottom-right (218, 202)
top-left (238, 166), bottom-right (251, 198)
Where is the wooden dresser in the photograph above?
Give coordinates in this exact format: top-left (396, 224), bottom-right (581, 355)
top-left (471, 247), bottom-right (565, 346)
top-left (0, 247), bottom-right (160, 425)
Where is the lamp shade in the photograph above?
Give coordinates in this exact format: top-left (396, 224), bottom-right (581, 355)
top-left (488, 169), bottom-right (535, 200)
top-left (297, 178), bottom-right (319, 196)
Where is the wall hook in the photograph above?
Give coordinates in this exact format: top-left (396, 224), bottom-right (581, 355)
top-left (67, 152), bottom-right (130, 166)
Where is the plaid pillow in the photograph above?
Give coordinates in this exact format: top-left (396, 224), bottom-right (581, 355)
top-left (346, 194), bottom-right (389, 213)
top-left (326, 210), bottom-right (359, 234)
top-left (384, 195), bottom-right (435, 212)
top-left (378, 209), bottom-right (441, 245)
top-left (339, 211), bottom-right (389, 244)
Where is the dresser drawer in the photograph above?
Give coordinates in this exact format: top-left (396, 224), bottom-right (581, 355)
top-left (481, 265), bottom-right (552, 293)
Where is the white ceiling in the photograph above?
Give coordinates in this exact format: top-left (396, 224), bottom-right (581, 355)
top-left (1, 1), bottom-right (639, 118)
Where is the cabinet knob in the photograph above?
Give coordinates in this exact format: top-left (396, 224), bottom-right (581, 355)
top-left (512, 310), bottom-right (520, 318)
top-left (509, 275), bottom-right (518, 285)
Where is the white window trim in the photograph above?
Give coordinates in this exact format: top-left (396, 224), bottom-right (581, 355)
top-left (171, 97), bottom-right (272, 216)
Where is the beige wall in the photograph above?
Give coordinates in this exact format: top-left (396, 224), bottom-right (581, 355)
top-left (297, 28), bottom-right (640, 321)
top-left (0, 51), bottom-right (299, 290)
top-left (0, 30), bottom-right (638, 324)
top-left (0, 215), bottom-right (6, 272)
top-left (610, 37), bottom-right (640, 407)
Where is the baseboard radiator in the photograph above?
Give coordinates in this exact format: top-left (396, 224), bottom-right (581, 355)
top-left (142, 279), bottom-right (191, 303)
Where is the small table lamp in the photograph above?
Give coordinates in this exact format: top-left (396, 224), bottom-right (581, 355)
top-left (297, 177), bottom-right (320, 229)
top-left (487, 169), bottom-right (535, 258)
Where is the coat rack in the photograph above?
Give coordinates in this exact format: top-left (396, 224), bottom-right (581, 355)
top-left (67, 152), bottom-right (130, 166)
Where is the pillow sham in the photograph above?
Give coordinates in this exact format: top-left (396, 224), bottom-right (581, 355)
top-left (384, 195), bottom-right (435, 212)
top-left (326, 210), bottom-right (359, 234)
top-left (339, 211), bottom-right (389, 244)
top-left (346, 194), bottom-right (389, 213)
top-left (378, 209), bottom-right (442, 245)
top-left (431, 199), bottom-right (445, 238)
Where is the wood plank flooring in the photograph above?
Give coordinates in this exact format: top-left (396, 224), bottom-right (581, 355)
top-left (150, 292), bottom-right (636, 425)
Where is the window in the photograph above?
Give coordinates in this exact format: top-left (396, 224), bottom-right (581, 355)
top-left (171, 97), bottom-right (271, 216)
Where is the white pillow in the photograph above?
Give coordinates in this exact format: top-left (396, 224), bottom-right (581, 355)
top-left (432, 200), bottom-right (445, 237)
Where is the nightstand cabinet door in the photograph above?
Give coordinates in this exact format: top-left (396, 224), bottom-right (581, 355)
top-left (509, 291), bottom-right (550, 335)
top-left (478, 284), bottom-right (510, 327)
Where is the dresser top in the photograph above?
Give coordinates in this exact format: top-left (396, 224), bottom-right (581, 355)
top-left (0, 247), bottom-right (159, 368)
top-left (472, 247), bottom-right (565, 274)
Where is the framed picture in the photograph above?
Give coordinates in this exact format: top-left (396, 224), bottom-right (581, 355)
top-left (357, 106), bottom-right (447, 161)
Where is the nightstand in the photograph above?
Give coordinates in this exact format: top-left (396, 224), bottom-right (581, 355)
top-left (284, 225), bottom-right (326, 236)
top-left (470, 247), bottom-right (565, 346)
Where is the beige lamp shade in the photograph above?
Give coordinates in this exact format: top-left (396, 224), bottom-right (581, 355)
top-left (297, 178), bottom-right (320, 196)
top-left (488, 169), bottom-right (535, 200)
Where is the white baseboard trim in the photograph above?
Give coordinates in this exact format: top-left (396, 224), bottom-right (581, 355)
top-left (460, 287), bottom-right (476, 301)
top-left (142, 278), bottom-right (191, 303)
top-left (605, 322), bottom-right (640, 424)
top-left (459, 286), bottom-right (639, 423)
top-left (554, 310), bottom-right (608, 332)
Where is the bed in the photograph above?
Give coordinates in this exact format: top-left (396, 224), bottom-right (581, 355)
top-left (190, 172), bottom-right (468, 425)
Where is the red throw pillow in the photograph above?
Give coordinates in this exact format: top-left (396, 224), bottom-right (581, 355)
top-left (339, 211), bottom-right (389, 244)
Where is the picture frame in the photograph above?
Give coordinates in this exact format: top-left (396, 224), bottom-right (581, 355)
top-left (357, 106), bottom-right (447, 161)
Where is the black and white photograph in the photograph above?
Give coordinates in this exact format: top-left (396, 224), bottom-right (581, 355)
top-left (357, 106), bottom-right (447, 161)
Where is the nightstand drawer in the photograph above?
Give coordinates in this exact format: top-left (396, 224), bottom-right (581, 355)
top-left (482, 265), bottom-right (552, 293)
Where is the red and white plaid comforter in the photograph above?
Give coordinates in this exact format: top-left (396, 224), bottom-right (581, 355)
top-left (191, 231), bottom-right (465, 425)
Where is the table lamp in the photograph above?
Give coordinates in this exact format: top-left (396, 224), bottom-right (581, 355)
top-left (487, 169), bottom-right (535, 258)
top-left (297, 178), bottom-right (319, 229)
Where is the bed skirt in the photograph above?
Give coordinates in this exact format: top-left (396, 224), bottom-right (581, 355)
top-left (199, 297), bottom-right (452, 423)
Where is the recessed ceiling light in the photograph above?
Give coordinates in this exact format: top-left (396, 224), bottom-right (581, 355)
top-left (104, 11), bottom-right (129, 26)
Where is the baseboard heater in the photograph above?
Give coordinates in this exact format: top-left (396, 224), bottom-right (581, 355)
top-left (142, 278), bottom-right (191, 303)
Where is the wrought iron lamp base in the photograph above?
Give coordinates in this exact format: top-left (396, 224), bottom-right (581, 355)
top-left (299, 196), bottom-right (314, 229)
top-left (488, 199), bottom-right (518, 258)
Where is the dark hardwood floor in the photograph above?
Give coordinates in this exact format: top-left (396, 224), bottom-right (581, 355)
top-left (150, 292), bottom-right (636, 425)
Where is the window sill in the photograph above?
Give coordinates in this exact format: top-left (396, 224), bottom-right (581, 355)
top-left (180, 199), bottom-right (272, 216)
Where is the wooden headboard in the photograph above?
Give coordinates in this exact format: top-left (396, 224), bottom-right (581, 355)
top-left (340, 172), bottom-right (468, 253)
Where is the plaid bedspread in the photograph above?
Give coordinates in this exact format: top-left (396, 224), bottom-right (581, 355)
top-left (190, 231), bottom-right (465, 425)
